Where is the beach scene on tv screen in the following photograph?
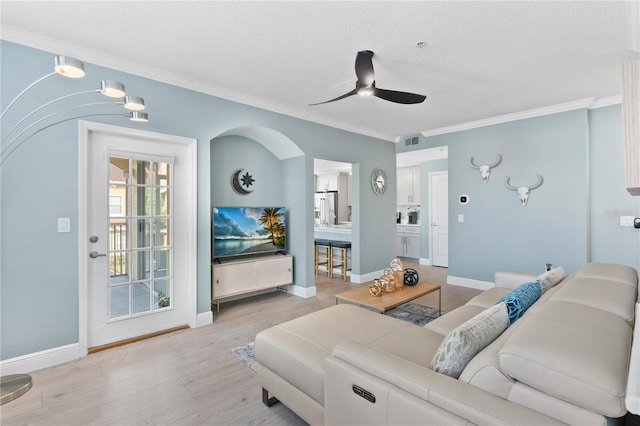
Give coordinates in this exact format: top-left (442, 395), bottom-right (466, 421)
top-left (213, 207), bottom-right (286, 257)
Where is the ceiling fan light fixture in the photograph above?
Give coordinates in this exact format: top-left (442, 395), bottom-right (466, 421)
top-left (358, 86), bottom-right (374, 97)
top-left (54, 55), bottom-right (85, 78)
top-left (100, 80), bottom-right (126, 98)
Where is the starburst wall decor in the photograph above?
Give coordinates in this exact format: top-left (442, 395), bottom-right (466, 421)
top-left (231, 168), bottom-right (255, 195)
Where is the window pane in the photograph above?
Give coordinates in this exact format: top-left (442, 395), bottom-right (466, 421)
top-left (154, 162), bottom-right (171, 186)
top-left (154, 279), bottom-right (170, 309)
top-left (131, 250), bottom-right (151, 281)
top-left (109, 220), bottom-right (128, 251)
top-left (132, 186), bottom-right (152, 217)
top-left (109, 157), bottom-right (129, 183)
top-left (132, 159), bottom-right (150, 185)
top-left (154, 187), bottom-right (170, 216)
top-left (132, 282), bottom-right (151, 314)
top-left (154, 219), bottom-right (170, 247)
top-left (110, 285), bottom-right (130, 319)
top-left (132, 219), bottom-right (152, 249)
top-left (109, 251), bottom-right (128, 279)
top-left (154, 249), bottom-right (170, 277)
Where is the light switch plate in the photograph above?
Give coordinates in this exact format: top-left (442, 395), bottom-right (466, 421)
top-left (620, 216), bottom-right (635, 227)
top-left (458, 214), bottom-right (464, 223)
top-left (58, 217), bottom-right (70, 233)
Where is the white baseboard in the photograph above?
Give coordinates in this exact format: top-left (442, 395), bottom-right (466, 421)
top-left (0, 343), bottom-right (80, 375)
top-left (196, 311), bottom-right (213, 327)
top-left (448, 275), bottom-right (494, 291)
top-left (419, 258), bottom-right (432, 266)
top-left (351, 269), bottom-right (384, 283)
top-left (289, 284), bottom-right (316, 298)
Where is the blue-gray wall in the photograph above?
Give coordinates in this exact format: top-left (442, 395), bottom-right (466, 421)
top-left (401, 107), bottom-right (640, 282)
top-left (0, 41), bottom-right (396, 360)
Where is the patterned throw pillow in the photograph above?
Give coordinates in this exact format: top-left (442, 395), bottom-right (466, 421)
top-left (536, 266), bottom-right (565, 293)
top-left (430, 303), bottom-right (510, 378)
top-left (498, 281), bottom-right (541, 324)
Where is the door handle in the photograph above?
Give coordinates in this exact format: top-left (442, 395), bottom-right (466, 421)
top-left (89, 251), bottom-right (107, 258)
top-left (432, 222), bottom-right (437, 226)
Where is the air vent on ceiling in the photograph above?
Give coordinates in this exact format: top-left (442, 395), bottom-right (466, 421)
top-left (405, 136), bottom-right (419, 146)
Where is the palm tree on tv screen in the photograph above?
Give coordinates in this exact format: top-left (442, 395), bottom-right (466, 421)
top-left (258, 208), bottom-right (285, 247)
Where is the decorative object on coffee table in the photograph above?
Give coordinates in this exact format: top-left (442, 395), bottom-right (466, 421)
top-left (390, 257), bottom-right (404, 288)
top-left (403, 268), bottom-right (419, 286)
top-left (369, 279), bottom-right (383, 297)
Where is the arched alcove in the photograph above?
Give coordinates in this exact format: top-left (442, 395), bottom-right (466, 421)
top-left (215, 126), bottom-right (304, 160)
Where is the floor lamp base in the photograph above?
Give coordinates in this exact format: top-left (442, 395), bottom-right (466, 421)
top-left (1, 374), bottom-right (33, 405)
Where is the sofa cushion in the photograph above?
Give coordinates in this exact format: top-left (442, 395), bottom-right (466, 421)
top-left (424, 305), bottom-right (485, 337)
top-left (498, 301), bottom-right (632, 417)
top-left (573, 262), bottom-right (638, 287)
top-left (550, 277), bottom-right (637, 324)
top-left (536, 266), bottom-right (564, 293)
top-left (465, 287), bottom-right (510, 309)
top-left (430, 303), bottom-right (509, 379)
top-left (256, 304), bottom-right (438, 407)
top-left (498, 281), bottom-right (541, 324)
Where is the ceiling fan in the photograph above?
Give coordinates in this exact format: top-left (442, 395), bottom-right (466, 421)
top-left (310, 50), bottom-right (426, 106)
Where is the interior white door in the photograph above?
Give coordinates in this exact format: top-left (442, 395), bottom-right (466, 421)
top-left (84, 126), bottom-right (194, 349)
top-left (430, 172), bottom-right (449, 267)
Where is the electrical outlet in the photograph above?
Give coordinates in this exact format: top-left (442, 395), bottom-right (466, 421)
top-left (58, 217), bottom-right (70, 233)
top-left (620, 216), bottom-right (635, 227)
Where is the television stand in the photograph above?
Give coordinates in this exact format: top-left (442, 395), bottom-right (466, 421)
top-left (211, 254), bottom-right (293, 313)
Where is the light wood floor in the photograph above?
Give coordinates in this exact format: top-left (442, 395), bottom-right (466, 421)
top-left (1, 262), bottom-right (481, 425)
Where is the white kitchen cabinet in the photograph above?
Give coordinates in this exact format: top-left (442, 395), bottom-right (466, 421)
top-left (316, 174), bottom-right (338, 191)
top-left (212, 255), bottom-right (293, 311)
top-left (396, 225), bottom-right (420, 258)
top-left (397, 167), bottom-right (421, 205)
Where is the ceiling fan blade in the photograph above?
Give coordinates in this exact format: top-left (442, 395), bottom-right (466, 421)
top-left (373, 88), bottom-right (426, 104)
top-left (355, 50), bottom-right (375, 86)
top-left (309, 88), bottom-right (358, 106)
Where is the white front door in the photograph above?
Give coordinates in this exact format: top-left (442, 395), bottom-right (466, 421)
top-left (80, 122), bottom-right (196, 350)
top-left (430, 172), bottom-right (448, 267)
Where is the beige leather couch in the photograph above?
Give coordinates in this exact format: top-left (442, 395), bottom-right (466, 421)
top-left (256, 263), bottom-right (638, 425)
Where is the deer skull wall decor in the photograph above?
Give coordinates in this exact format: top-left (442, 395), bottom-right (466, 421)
top-left (470, 154), bottom-right (502, 183)
top-left (505, 175), bottom-right (544, 206)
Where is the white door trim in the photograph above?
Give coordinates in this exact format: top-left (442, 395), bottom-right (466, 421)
top-left (78, 120), bottom-right (198, 356)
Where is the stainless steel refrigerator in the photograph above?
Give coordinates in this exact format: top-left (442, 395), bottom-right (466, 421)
top-left (314, 191), bottom-right (338, 225)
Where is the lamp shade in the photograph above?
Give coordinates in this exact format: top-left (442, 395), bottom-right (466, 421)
top-left (123, 96), bottom-right (145, 111)
top-left (100, 80), bottom-right (126, 98)
top-left (54, 56), bottom-right (85, 78)
top-left (129, 111), bottom-right (149, 122)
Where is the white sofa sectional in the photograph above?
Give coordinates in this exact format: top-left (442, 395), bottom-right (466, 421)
top-left (255, 262), bottom-right (638, 425)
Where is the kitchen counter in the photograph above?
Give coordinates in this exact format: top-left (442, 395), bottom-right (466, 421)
top-left (314, 225), bottom-right (352, 242)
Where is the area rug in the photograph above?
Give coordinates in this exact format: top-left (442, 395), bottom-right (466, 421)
top-left (231, 303), bottom-right (442, 373)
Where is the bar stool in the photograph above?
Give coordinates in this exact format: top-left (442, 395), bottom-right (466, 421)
top-left (329, 241), bottom-right (351, 281)
top-left (314, 239), bottom-right (332, 277)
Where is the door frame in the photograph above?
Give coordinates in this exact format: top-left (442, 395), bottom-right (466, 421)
top-left (77, 120), bottom-right (198, 356)
top-left (428, 171), bottom-right (448, 267)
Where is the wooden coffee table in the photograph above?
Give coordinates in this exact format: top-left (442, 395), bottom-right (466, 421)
top-left (335, 281), bottom-right (441, 315)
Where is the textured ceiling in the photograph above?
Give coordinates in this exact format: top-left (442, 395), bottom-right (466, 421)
top-left (1, 1), bottom-right (638, 141)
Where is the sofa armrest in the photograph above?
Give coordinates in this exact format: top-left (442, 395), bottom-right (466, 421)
top-left (325, 340), bottom-right (563, 425)
top-left (494, 271), bottom-right (539, 290)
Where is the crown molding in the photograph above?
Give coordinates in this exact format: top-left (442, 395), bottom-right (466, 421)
top-left (419, 97), bottom-right (624, 138)
top-left (1, 26), bottom-right (395, 142)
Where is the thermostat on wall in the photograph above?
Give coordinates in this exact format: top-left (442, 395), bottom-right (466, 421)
top-left (459, 194), bottom-right (469, 205)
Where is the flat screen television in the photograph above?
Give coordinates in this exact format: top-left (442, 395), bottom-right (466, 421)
top-left (212, 207), bottom-right (286, 259)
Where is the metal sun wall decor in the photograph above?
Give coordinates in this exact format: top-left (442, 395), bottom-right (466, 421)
top-left (505, 175), bottom-right (544, 206)
top-left (469, 154), bottom-right (502, 183)
top-left (231, 168), bottom-right (255, 195)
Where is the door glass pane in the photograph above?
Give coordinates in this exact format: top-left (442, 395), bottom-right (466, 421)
top-left (132, 159), bottom-right (150, 185)
top-left (131, 219), bottom-right (152, 249)
top-left (154, 219), bottom-right (170, 247)
top-left (110, 285), bottom-right (130, 318)
top-left (132, 282), bottom-right (151, 314)
top-left (153, 249), bottom-right (169, 277)
top-left (109, 251), bottom-right (128, 280)
top-left (154, 162), bottom-right (171, 186)
top-left (154, 187), bottom-right (170, 216)
top-left (132, 186), bottom-right (152, 217)
top-left (154, 279), bottom-right (170, 309)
